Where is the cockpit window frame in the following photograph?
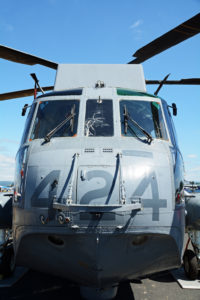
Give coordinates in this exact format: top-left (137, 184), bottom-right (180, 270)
top-left (119, 98), bottom-right (168, 141)
top-left (37, 89), bottom-right (83, 99)
top-left (30, 99), bottom-right (80, 141)
top-left (84, 99), bottom-right (114, 137)
top-left (161, 99), bottom-right (178, 147)
top-left (20, 102), bottom-right (37, 145)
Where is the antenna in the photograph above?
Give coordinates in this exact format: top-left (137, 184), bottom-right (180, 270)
top-left (30, 73), bottom-right (44, 96)
top-left (154, 74), bottom-right (170, 95)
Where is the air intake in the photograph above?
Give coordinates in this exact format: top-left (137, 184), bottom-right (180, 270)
top-left (102, 148), bottom-right (113, 153)
top-left (84, 148), bottom-right (95, 153)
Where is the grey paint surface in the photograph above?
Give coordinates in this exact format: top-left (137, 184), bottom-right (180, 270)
top-left (12, 64), bottom-right (185, 299)
top-left (54, 64), bottom-right (146, 91)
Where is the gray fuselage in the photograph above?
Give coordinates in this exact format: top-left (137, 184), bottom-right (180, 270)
top-left (12, 64), bottom-right (185, 298)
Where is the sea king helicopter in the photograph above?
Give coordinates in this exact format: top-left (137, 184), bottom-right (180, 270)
top-left (0, 13), bottom-right (200, 300)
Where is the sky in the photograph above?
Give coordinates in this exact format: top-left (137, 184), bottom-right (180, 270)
top-left (0, 0), bottom-right (200, 182)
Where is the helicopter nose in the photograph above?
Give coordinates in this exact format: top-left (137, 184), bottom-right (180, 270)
top-left (77, 166), bottom-right (119, 205)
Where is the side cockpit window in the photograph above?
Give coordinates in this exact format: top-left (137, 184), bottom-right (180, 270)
top-left (20, 103), bottom-right (37, 145)
top-left (31, 100), bottom-right (79, 140)
top-left (162, 99), bottom-right (178, 146)
top-left (84, 99), bottom-right (114, 137)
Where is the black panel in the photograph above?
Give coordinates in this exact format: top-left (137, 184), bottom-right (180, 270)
top-left (38, 89), bottom-right (83, 98)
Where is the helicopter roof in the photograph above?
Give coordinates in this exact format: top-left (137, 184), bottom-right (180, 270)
top-left (54, 64), bottom-right (146, 92)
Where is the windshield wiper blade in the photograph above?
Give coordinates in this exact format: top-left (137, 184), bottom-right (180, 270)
top-left (124, 105), bottom-right (153, 144)
top-left (44, 105), bottom-right (76, 142)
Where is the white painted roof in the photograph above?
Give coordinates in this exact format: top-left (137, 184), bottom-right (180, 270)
top-left (54, 64), bottom-right (146, 92)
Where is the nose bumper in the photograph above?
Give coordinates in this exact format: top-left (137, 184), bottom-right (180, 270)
top-left (15, 229), bottom-right (181, 287)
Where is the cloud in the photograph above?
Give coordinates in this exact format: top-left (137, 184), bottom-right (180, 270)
top-left (0, 139), bottom-right (19, 158)
top-left (130, 19), bottom-right (143, 29)
top-left (188, 166), bottom-right (200, 172)
top-left (187, 154), bottom-right (198, 159)
top-left (0, 146), bottom-right (7, 152)
top-left (0, 139), bottom-right (19, 145)
top-left (0, 154), bottom-right (15, 181)
top-left (185, 165), bottom-right (200, 182)
top-left (0, 154), bottom-right (14, 166)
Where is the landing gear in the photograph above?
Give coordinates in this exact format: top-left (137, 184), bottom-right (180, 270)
top-left (0, 229), bottom-right (15, 278)
top-left (183, 235), bottom-right (200, 280)
top-left (183, 249), bottom-right (198, 280)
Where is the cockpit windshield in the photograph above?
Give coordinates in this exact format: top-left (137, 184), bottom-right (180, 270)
top-left (31, 100), bottom-right (79, 140)
top-left (85, 99), bottom-right (114, 137)
top-left (120, 100), bottom-right (168, 140)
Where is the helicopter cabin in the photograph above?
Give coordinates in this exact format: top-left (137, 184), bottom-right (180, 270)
top-left (16, 63), bottom-right (183, 211)
top-left (24, 64), bottom-right (169, 143)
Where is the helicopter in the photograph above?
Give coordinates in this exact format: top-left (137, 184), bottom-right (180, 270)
top-left (0, 13), bottom-right (200, 300)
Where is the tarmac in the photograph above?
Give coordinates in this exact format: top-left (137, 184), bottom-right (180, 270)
top-left (0, 266), bottom-right (200, 300)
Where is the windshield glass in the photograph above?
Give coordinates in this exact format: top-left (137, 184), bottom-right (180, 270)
top-left (85, 99), bottom-right (114, 136)
top-left (31, 100), bottom-right (79, 140)
top-left (120, 100), bottom-right (168, 140)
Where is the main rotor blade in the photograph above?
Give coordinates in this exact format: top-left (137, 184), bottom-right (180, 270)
top-left (129, 13), bottom-right (200, 64)
top-left (0, 45), bottom-right (58, 70)
top-left (0, 86), bottom-right (53, 101)
top-left (146, 78), bottom-right (200, 85)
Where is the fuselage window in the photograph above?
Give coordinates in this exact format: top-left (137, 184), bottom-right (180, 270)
top-left (20, 103), bottom-right (37, 145)
top-left (85, 99), bottom-right (114, 137)
top-left (31, 100), bottom-right (79, 140)
top-left (120, 100), bottom-right (168, 140)
top-left (161, 99), bottom-right (178, 146)
top-left (14, 146), bottom-right (28, 202)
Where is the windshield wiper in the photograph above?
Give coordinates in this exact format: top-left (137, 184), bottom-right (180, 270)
top-left (44, 105), bottom-right (76, 142)
top-left (123, 105), bottom-right (153, 144)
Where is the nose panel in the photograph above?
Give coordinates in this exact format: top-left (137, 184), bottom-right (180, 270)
top-left (77, 166), bottom-right (119, 205)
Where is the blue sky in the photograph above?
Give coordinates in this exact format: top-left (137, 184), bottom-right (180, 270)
top-left (0, 0), bottom-right (200, 181)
